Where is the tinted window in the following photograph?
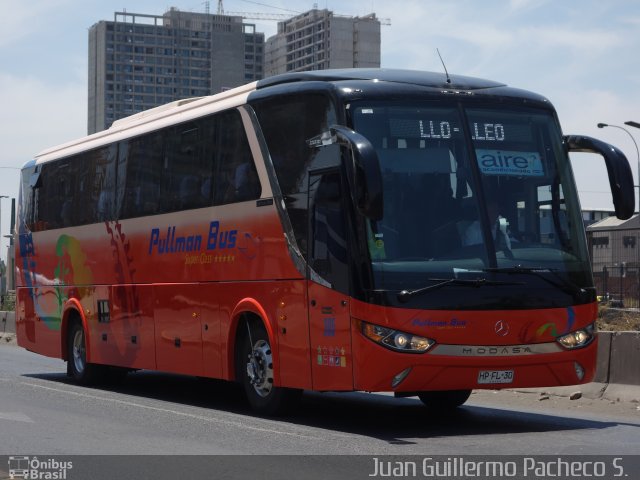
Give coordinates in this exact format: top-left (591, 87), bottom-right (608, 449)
top-left (26, 108), bottom-right (261, 230)
top-left (33, 145), bottom-right (117, 230)
top-left (161, 121), bottom-right (212, 213)
top-left (253, 94), bottom-right (338, 197)
top-left (20, 165), bottom-right (40, 232)
top-left (120, 131), bottom-right (164, 219)
top-left (252, 94), bottom-right (339, 256)
top-left (94, 144), bottom-right (119, 222)
top-left (213, 110), bottom-right (260, 205)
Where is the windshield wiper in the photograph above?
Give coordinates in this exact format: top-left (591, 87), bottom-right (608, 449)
top-left (482, 266), bottom-right (587, 298)
top-left (397, 277), bottom-right (524, 303)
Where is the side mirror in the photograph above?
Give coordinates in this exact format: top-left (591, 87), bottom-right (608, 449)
top-left (330, 125), bottom-right (383, 220)
top-left (565, 135), bottom-right (635, 220)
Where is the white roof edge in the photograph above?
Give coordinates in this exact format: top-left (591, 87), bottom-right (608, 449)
top-left (109, 96), bottom-right (205, 128)
top-left (35, 81), bottom-right (259, 163)
top-left (587, 213), bottom-right (638, 230)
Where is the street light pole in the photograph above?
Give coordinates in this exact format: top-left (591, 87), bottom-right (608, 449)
top-left (0, 195), bottom-right (7, 297)
top-left (597, 123), bottom-right (640, 213)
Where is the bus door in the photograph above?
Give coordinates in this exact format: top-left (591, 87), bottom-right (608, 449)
top-left (306, 169), bottom-right (354, 390)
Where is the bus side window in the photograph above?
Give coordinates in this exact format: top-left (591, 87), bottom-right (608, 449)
top-left (20, 166), bottom-right (41, 232)
top-left (93, 144), bottom-right (118, 223)
top-left (309, 172), bottom-right (349, 291)
top-left (233, 156), bottom-right (261, 201)
top-left (252, 93), bottom-right (339, 258)
top-left (35, 161), bottom-right (63, 230)
top-left (120, 131), bottom-right (163, 218)
top-left (163, 119), bottom-right (214, 212)
top-left (213, 110), bottom-right (261, 205)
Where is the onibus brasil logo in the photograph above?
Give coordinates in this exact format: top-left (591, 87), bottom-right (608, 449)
top-left (8, 456), bottom-right (73, 479)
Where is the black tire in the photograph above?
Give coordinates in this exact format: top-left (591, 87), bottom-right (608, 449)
top-left (418, 389), bottom-right (472, 409)
top-left (67, 320), bottom-right (101, 384)
top-left (236, 318), bottom-right (300, 416)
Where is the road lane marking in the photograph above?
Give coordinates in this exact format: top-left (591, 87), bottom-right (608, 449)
top-left (0, 412), bottom-right (34, 423)
top-left (18, 381), bottom-right (331, 440)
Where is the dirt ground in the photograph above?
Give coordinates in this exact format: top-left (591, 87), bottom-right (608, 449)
top-left (597, 305), bottom-right (640, 331)
top-left (0, 332), bottom-right (16, 345)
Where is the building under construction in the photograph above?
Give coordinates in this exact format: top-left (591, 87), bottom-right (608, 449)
top-left (88, 6), bottom-right (383, 134)
top-left (264, 9), bottom-right (381, 76)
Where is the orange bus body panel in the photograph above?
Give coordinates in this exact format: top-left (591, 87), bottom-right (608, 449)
top-left (350, 299), bottom-right (597, 392)
top-left (307, 282), bottom-right (354, 391)
top-left (16, 203), bottom-right (313, 389)
top-left (16, 196), bottom-right (598, 393)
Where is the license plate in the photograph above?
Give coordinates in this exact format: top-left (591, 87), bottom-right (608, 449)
top-left (477, 369), bottom-right (514, 384)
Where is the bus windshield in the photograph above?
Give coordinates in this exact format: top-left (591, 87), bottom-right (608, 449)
top-left (351, 102), bottom-right (591, 302)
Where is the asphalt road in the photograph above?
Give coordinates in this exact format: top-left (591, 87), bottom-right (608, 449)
top-left (1, 343), bottom-right (639, 458)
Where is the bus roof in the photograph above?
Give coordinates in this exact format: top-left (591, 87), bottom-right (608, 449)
top-left (34, 81), bottom-right (259, 164)
top-left (256, 68), bottom-right (506, 91)
top-left (32, 68), bottom-right (548, 166)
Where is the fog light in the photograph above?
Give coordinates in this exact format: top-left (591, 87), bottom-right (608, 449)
top-left (391, 367), bottom-right (412, 388)
top-left (574, 362), bottom-right (585, 381)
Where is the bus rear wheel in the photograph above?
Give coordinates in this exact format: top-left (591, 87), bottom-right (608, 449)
top-left (67, 320), bottom-right (101, 384)
top-left (237, 318), bottom-right (299, 416)
top-left (418, 389), bottom-right (471, 409)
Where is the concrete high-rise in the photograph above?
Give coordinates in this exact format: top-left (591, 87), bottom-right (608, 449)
top-left (88, 8), bottom-right (264, 134)
top-left (264, 9), bottom-right (381, 77)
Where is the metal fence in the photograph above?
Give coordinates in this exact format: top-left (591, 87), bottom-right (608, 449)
top-left (588, 228), bottom-right (640, 309)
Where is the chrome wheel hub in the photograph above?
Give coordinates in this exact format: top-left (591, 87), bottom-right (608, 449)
top-left (246, 339), bottom-right (274, 398)
top-left (72, 329), bottom-right (86, 374)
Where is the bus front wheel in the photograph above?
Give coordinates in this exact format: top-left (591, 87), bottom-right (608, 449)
top-left (418, 389), bottom-right (471, 409)
top-left (236, 318), bottom-right (299, 416)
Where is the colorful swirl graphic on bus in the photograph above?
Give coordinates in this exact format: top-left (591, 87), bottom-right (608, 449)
top-left (18, 233), bottom-right (94, 331)
top-left (535, 307), bottom-right (576, 338)
top-left (55, 235), bottom-right (94, 298)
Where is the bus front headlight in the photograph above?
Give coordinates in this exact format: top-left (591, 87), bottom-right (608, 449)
top-left (358, 320), bottom-right (435, 353)
top-left (556, 323), bottom-right (596, 349)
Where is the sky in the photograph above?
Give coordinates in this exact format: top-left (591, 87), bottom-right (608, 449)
top-left (0, 0), bottom-right (639, 262)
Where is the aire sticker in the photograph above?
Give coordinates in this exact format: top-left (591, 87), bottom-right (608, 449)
top-left (476, 149), bottom-right (544, 177)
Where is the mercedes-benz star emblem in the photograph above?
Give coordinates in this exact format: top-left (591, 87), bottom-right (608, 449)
top-left (494, 320), bottom-right (510, 337)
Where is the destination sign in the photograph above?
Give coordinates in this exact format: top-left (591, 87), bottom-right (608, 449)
top-left (418, 120), bottom-right (507, 142)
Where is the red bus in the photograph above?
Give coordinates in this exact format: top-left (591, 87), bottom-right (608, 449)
top-left (16, 69), bottom-right (634, 415)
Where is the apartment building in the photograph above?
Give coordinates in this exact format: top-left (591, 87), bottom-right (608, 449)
top-left (88, 8), bottom-right (264, 133)
top-left (264, 9), bottom-right (381, 76)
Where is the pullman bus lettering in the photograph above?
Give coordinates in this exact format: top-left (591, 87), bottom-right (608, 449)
top-left (148, 227), bottom-right (202, 255)
top-left (206, 221), bottom-right (237, 250)
top-left (148, 221), bottom-right (237, 255)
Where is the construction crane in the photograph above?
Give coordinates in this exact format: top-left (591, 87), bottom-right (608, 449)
top-left (206, 0), bottom-right (391, 25)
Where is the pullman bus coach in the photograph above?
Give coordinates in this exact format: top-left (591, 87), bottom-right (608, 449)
top-left (16, 69), bottom-right (634, 414)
